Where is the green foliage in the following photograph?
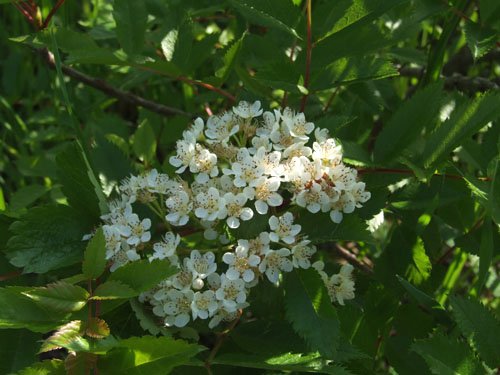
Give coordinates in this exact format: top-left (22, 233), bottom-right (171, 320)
top-left (82, 227), bottom-right (107, 280)
top-left (284, 269), bottom-right (340, 359)
top-left (449, 295), bottom-right (500, 368)
top-left (6, 205), bottom-right (89, 273)
top-left (1, 0), bottom-right (499, 373)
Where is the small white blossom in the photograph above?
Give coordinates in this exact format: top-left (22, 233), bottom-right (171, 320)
top-left (109, 245), bottom-right (140, 272)
top-left (185, 250), bottom-right (217, 286)
top-left (165, 190), bottom-right (193, 226)
top-left (215, 274), bottom-right (247, 312)
top-left (121, 214), bottom-right (151, 246)
top-left (295, 181), bottom-right (330, 214)
top-left (268, 212), bottom-right (301, 244)
top-left (205, 112), bottom-right (239, 143)
top-left (223, 245), bottom-right (261, 282)
top-left (233, 100), bottom-right (263, 119)
top-left (164, 289), bottom-right (194, 327)
top-left (291, 240), bottom-right (316, 269)
top-left (151, 232), bottom-right (180, 260)
top-left (169, 138), bottom-right (196, 173)
top-left (190, 145), bottom-right (219, 183)
top-left (191, 290), bottom-right (219, 320)
top-left (324, 264), bottom-right (355, 305)
top-left (243, 177), bottom-right (282, 214)
top-left (258, 248), bottom-right (293, 283)
top-left (223, 192), bottom-right (254, 228)
top-left (194, 187), bottom-right (226, 221)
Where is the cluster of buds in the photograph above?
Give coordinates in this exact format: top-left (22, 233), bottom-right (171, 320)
top-left (99, 101), bottom-right (370, 328)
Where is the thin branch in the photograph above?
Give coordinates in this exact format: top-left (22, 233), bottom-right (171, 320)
top-left (357, 167), bottom-right (492, 182)
top-left (333, 244), bottom-right (374, 274)
top-left (399, 66), bottom-right (499, 92)
top-left (41, 0), bottom-right (66, 30)
top-left (322, 87), bottom-right (340, 113)
top-left (41, 49), bottom-right (193, 118)
top-left (300, 0), bottom-right (312, 112)
top-left (177, 76), bottom-right (236, 103)
top-left (0, 270), bottom-right (22, 282)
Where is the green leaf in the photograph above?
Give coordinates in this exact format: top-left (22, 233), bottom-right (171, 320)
top-left (374, 82), bottom-right (443, 163)
top-left (0, 329), bottom-right (41, 374)
top-left (215, 32), bottom-right (246, 84)
top-left (85, 317), bottom-right (110, 339)
top-left (8, 185), bottom-right (49, 211)
top-left (463, 21), bottom-right (498, 60)
top-left (412, 333), bottom-right (484, 375)
top-left (160, 29), bottom-right (178, 61)
top-left (473, 220), bottom-right (494, 293)
top-left (480, 0), bottom-right (500, 24)
top-left (113, 0), bottom-right (148, 57)
top-left (40, 321), bottom-right (90, 353)
top-left (132, 120), bottom-right (157, 164)
top-left (82, 227), bottom-right (107, 279)
top-left (56, 142), bottom-right (107, 224)
top-left (284, 269), bottom-right (340, 359)
top-left (6, 205), bottom-right (89, 273)
top-left (0, 287), bottom-right (67, 332)
top-left (208, 352), bottom-right (353, 374)
top-left (22, 281), bottom-right (89, 313)
top-left (129, 299), bottom-right (170, 336)
top-left (98, 336), bottom-right (204, 374)
top-left (91, 280), bottom-right (137, 300)
top-left (16, 360), bottom-right (65, 375)
top-left (229, 0), bottom-right (303, 39)
top-left (406, 237), bottom-right (432, 285)
top-left (421, 92), bottom-right (500, 169)
top-left (108, 259), bottom-right (178, 294)
top-left (449, 295), bottom-right (500, 368)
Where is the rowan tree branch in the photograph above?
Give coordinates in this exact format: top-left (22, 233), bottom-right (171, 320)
top-left (332, 243), bottom-right (374, 275)
top-left (40, 49), bottom-right (194, 118)
top-left (399, 66), bottom-right (499, 92)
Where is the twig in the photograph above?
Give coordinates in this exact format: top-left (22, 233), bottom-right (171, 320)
top-left (333, 244), bottom-right (374, 274)
top-left (177, 76), bottom-right (236, 103)
top-left (322, 87), bottom-right (340, 112)
top-left (41, 0), bottom-right (66, 30)
top-left (41, 49), bottom-right (193, 118)
top-left (0, 270), bottom-right (22, 282)
top-left (300, 0), bottom-right (312, 112)
top-left (399, 66), bottom-right (499, 92)
top-left (205, 310), bottom-right (242, 374)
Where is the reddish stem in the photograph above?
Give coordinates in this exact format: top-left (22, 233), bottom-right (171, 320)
top-left (0, 270), bottom-right (22, 282)
top-left (178, 76), bottom-right (236, 102)
top-left (300, 0), bottom-right (312, 112)
top-left (13, 2), bottom-right (35, 25)
top-left (41, 0), bottom-right (66, 29)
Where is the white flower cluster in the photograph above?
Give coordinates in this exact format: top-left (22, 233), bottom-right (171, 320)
top-left (99, 101), bottom-right (370, 328)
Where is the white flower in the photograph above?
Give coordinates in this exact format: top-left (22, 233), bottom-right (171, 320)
top-left (189, 145), bottom-right (219, 183)
top-left (223, 245), bottom-right (261, 282)
top-left (233, 100), bottom-right (263, 119)
top-left (254, 147), bottom-right (284, 177)
top-left (171, 261), bottom-right (195, 291)
top-left (243, 177), bottom-right (282, 214)
top-left (120, 214), bottom-right (151, 246)
top-left (246, 232), bottom-right (271, 256)
top-left (268, 212), bottom-right (301, 244)
top-left (223, 192), bottom-right (254, 228)
top-left (165, 189), bottom-right (193, 226)
top-left (194, 187), bottom-right (226, 221)
top-left (291, 240), bottom-right (316, 269)
top-left (282, 109), bottom-right (314, 141)
top-left (312, 138), bottom-right (342, 168)
top-left (109, 246), bottom-right (141, 272)
top-left (223, 149), bottom-right (264, 188)
top-left (215, 274), bottom-right (247, 312)
top-left (258, 248), bottom-right (293, 283)
top-left (295, 181), bottom-right (330, 214)
top-left (350, 181), bottom-right (371, 206)
top-left (205, 112), bottom-right (239, 143)
top-left (209, 305), bottom-right (246, 329)
top-left (191, 290), bottom-right (219, 320)
top-left (151, 232), bottom-right (180, 260)
top-left (283, 142), bottom-right (312, 159)
top-left (164, 289), bottom-right (194, 327)
top-left (185, 250), bottom-right (217, 285)
top-left (169, 138), bottom-right (196, 173)
top-left (103, 224), bottom-right (122, 257)
top-left (324, 264), bottom-right (355, 305)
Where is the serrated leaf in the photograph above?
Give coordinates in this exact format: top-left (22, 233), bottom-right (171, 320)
top-left (6, 205), bottom-right (89, 273)
top-left (132, 120), bottom-right (157, 164)
top-left (0, 329), bottom-right (41, 374)
top-left (8, 185), bottom-right (49, 211)
top-left (82, 227), bottom-right (106, 279)
top-left (375, 82), bottom-right (443, 163)
top-left (98, 336), bottom-right (205, 374)
top-left (215, 32), bottom-right (246, 84)
top-left (56, 142), bottom-right (107, 224)
top-left (421, 93), bottom-right (500, 169)
top-left (65, 352), bottom-right (97, 375)
top-left (209, 352), bottom-right (353, 374)
top-left (0, 287), bottom-right (67, 332)
top-left (229, 0), bottom-right (303, 39)
top-left (284, 269), bottom-right (340, 359)
top-left (16, 360), bottom-right (65, 375)
top-left (464, 21), bottom-right (498, 60)
top-left (85, 317), bottom-right (110, 339)
top-left (108, 259), bottom-right (178, 294)
top-left (412, 333), bottom-right (484, 375)
top-left (40, 321), bottom-right (90, 354)
top-left (161, 29), bottom-right (178, 61)
top-left (113, 0), bottom-right (148, 57)
top-left (449, 295), bottom-right (500, 368)
top-left (406, 237), bottom-right (432, 285)
top-left (22, 281), bottom-right (89, 313)
top-left (129, 299), bottom-right (170, 336)
top-left (473, 220), bottom-right (494, 294)
top-left (91, 280), bottom-right (137, 300)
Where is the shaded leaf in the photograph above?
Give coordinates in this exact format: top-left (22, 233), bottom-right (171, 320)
top-left (132, 120), bottom-right (157, 164)
top-left (85, 317), bottom-right (110, 339)
top-left (6, 205), bottom-right (89, 273)
top-left (16, 360), bottom-right (65, 375)
top-left (215, 33), bottom-right (246, 84)
top-left (449, 295), bottom-right (500, 368)
top-left (91, 280), bottom-right (137, 300)
top-left (113, 0), bottom-right (148, 56)
top-left (284, 269), bottom-right (340, 359)
top-left (40, 321), bottom-right (89, 353)
top-left (82, 227), bottom-right (107, 280)
top-left (464, 21), bottom-right (498, 60)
